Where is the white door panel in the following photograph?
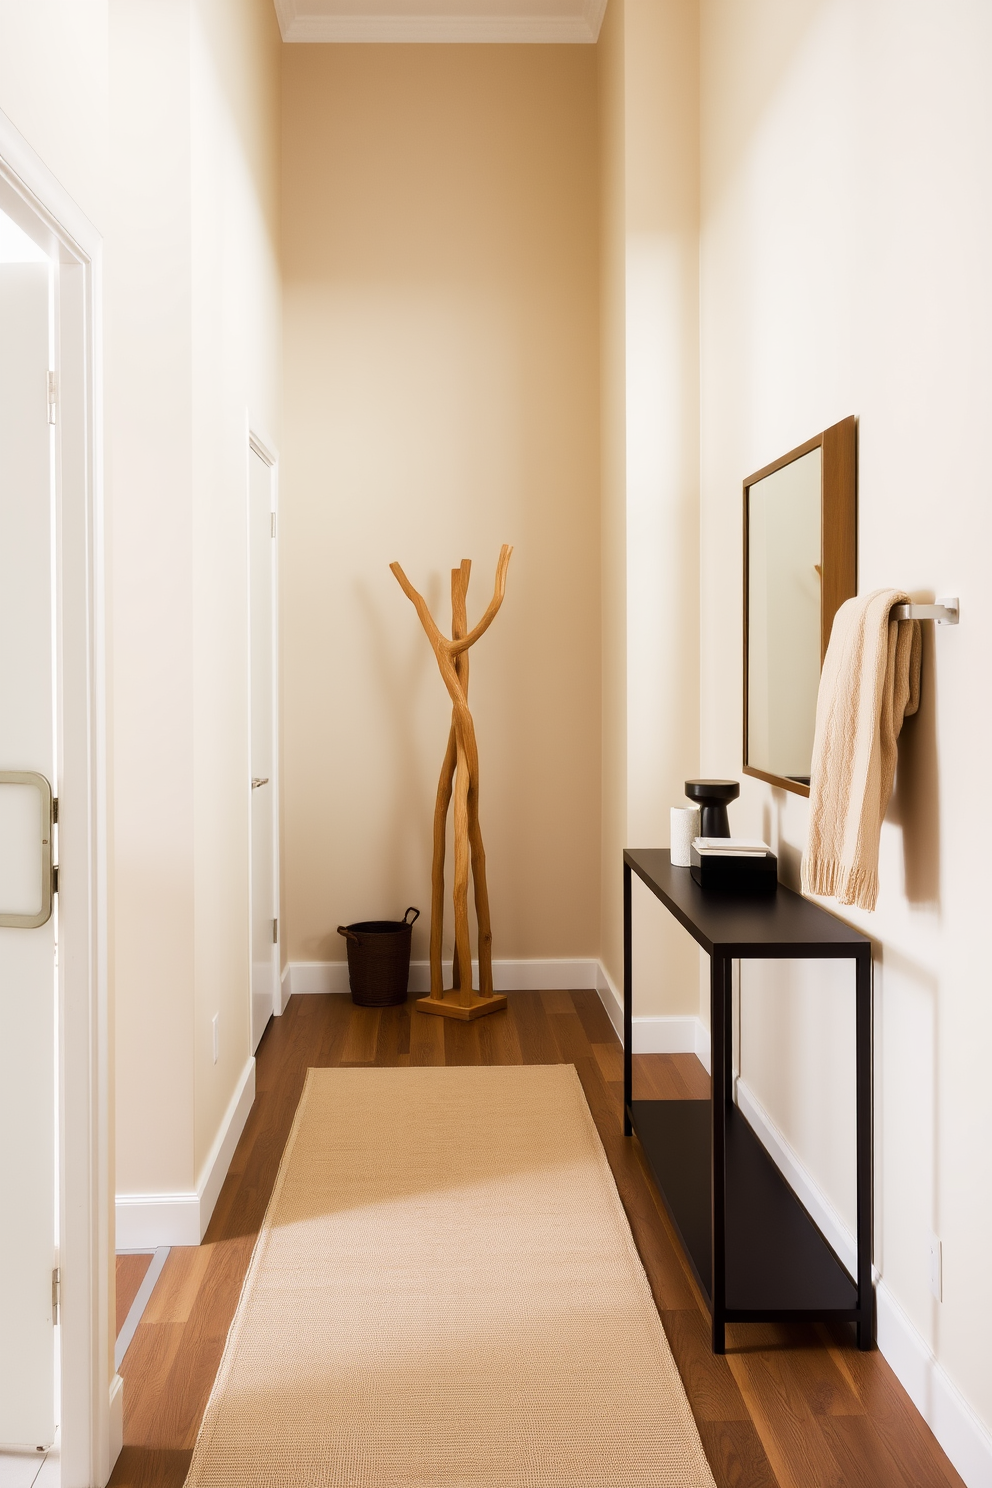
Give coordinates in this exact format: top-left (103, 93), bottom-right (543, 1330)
top-left (0, 263), bottom-right (56, 1448)
top-left (249, 448), bottom-right (277, 1052)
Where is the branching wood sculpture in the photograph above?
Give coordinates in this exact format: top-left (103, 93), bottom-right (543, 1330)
top-left (390, 546), bottom-right (512, 1020)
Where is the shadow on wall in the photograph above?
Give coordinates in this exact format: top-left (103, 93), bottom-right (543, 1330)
top-left (888, 621), bottom-right (940, 909)
top-left (873, 939), bottom-right (941, 1346)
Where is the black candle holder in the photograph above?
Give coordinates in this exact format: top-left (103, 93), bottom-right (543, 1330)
top-left (684, 779), bottom-right (739, 839)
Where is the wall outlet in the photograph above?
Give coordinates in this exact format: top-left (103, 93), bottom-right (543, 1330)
top-left (928, 1231), bottom-right (942, 1301)
top-left (211, 1012), bottom-right (219, 1065)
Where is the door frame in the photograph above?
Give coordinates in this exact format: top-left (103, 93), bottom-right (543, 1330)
top-left (0, 113), bottom-right (111, 1484)
top-left (246, 421), bottom-right (282, 1025)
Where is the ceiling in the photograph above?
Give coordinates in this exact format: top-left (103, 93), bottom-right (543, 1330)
top-left (273, 0), bottom-right (605, 44)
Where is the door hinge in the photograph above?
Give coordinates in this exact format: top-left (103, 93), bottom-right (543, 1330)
top-left (47, 371), bottom-right (57, 426)
top-left (270, 511), bottom-right (277, 538)
top-left (52, 1268), bottom-right (61, 1325)
top-left (52, 864), bottom-right (59, 894)
top-left (272, 917), bottom-right (278, 944)
top-left (52, 796), bottom-right (58, 823)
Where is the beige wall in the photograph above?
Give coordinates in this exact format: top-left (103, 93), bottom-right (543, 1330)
top-left (280, 45), bottom-right (601, 970)
top-left (700, 0), bottom-right (992, 1446)
top-left (598, 0), bottom-right (701, 1017)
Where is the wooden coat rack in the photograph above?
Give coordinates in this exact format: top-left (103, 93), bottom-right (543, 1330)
top-left (390, 546), bottom-right (512, 1020)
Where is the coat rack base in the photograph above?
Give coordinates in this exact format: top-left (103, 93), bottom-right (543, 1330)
top-left (415, 991), bottom-right (508, 1020)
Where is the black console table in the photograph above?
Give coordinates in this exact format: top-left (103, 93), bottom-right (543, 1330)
top-left (623, 848), bottom-right (872, 1353)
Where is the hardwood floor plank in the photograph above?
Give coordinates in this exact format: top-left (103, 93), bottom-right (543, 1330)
top-left (477, 1003), bottom-right (523, 1064)
top-left (339, 1004), bottom-right (380, 1063)
top-left (110, 990), bottom-right (966, 1488)
top-left (140, 1246), bottom-right (213, 1328)
top-left (724, 1325), bottom-right (850, 1488)
top-left (662, 1308), bottom-right (751, 1422)
top-left (636, 1052), bottom-right (709, 1101)
top-left (696, 1419), bottom-right (781, 1488)
top-left (509, 989), bottom-right (561, 1064)
top-left (730, 1323), bottom-right (864, 1419)
top-left (119, 1320), bottom-right (187, 1442)
top-left (569, 986), bottom-right (618, 1044)
top-left (374, 1001), bottom-right (411, 1063)
top-left (408, 1006), bottom-right (445, 1066)
top-left (538, 988), bottom-right (575, 1016)
top-left (547, 1009), bottom-right (593, 1063)
top-left (442, 1014), bottom-right (482, 1065)
top-left (816, 1325), bottom-right (968, 1488)
top-left (592, 1039), bottom-right (624, 1083)
top-left (116, 1254), bottom-right (153, 1335)
top-left (109, 1446), bottom-right (193, 1488)
top-left (817, 1414), bottom-right (932, 1488)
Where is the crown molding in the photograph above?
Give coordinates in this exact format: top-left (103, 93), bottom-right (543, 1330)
top-left (274, 0), bottom-right (606, 43)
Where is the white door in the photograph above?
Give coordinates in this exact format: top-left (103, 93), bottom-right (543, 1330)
top-left (0, 258), bottom-right (57, 1447)
top-left (249, 445), bottom-right (277, 1051)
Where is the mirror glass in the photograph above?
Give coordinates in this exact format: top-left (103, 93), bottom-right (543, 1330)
top-left (746, 447), bottom-right (821, 786)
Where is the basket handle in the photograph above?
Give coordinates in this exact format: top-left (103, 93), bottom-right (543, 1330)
top-left (337, 925), bottom-right (359, 943)
top-left (402, 906), bottom-right (421, 926)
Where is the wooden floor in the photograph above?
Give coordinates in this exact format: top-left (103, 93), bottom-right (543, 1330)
top-left (116, 1254), bottom-right (153, 1336)
top-left (110, 992), bottom-right (965, 1488)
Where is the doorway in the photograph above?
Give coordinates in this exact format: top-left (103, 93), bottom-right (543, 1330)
top-left (0, 209), bottom-right (58, 1465)
top-left (248, 433), bottom-right (279, 1052)
top-left (0, 125), bottom-right (111, 1486)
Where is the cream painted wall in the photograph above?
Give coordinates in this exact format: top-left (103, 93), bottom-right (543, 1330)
top-left (109, 0), bottom-right (282, 1195)
top-left (280, 46), bottom-right (600, 969)
top-left (598, 0), bottom-right (701, 1014)
top-left (0, 2), bottom-right (108, 227)
top-left (700, 0), bottom-right (992, 1443)
top-left (190, 0), bottom-right (282, 1179)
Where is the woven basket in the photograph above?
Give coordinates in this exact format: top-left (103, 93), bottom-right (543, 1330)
top-left (336, 907), bottom-right (420, 1007)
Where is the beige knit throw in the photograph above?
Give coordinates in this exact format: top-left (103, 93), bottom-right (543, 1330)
top-left (801, 588), bottom-right (921, 911)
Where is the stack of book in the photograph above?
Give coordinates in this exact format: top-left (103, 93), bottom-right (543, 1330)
top-left (689, 837), bottom-right (778, 893)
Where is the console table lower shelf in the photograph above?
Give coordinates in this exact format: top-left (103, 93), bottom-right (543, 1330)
top-left (629, 1098), bottom-right (858, 1320)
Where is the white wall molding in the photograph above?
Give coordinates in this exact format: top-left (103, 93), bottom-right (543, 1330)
top-left (283, 958), bottom-right (604, 998)
top-left (116, 1057), bottom-right (255, 1249)
top-left (594, 963), bottom-right (707, 1056)
top-left (285, 958), bottom-right (710, 1057)
top-left (875, 1284), bottom-right (992, 1488)
top-left (273, 0), bottom-right (605, 44)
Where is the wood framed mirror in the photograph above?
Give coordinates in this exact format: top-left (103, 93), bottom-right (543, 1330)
top-left (743, 415), bottom-right (857, 797)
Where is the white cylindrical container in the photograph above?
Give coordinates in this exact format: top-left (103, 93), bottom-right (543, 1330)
top-left (670, 806), bottom-right (701, 867)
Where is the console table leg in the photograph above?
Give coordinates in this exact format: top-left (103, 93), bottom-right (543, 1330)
top-left (855, 944), bottom-right (874, 1349)
top-left (710, 952), bottom-right (730, 1354)
top-left (623, 862), bottom-right (633, 1136)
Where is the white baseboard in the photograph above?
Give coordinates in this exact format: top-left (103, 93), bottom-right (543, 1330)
top-left (109, 1373), bottom-right (123, 1473)
top-left (594, 963), bottom-right (707, 1056)
top-left (283, 958), bottom-right (604, 997)
top-left (289, 957), bottom-right (707, 1056)
top-left (115, 1056), bottom-right (255, 1248)
top-left (738, 1070), bottom-right (992, 1488)
top-left (875, 1283), bottom-right (992, 1488)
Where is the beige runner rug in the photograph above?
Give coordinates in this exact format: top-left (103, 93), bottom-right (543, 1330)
top-left (185, 1065), bottom-right (715, 1487)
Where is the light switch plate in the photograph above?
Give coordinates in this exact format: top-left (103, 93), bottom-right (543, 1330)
top-left (928, 1231), bottom-right (942, 1301)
